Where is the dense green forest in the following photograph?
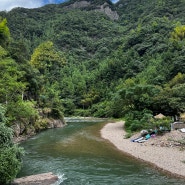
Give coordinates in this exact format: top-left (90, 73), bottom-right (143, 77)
top-left (1, 0), bottom-right (185, 182)
top-left (1, 0), bottom-right (185, 134)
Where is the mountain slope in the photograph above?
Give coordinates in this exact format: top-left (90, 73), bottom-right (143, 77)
top-left (0, 0), bottom-right (185, 123)
top-left (0, 0), bottom-right (121, 61)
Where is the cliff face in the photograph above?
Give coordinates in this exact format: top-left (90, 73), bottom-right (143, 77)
top-left (95, 2), bottom-right (119, 20)
top-left (64, 1), bottom-right (119, 20)
top-left (13, 111), bottom-right (66, 143)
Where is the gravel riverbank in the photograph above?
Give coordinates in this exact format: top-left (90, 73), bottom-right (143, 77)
top-left (100, 121), bottom-right (185, 178)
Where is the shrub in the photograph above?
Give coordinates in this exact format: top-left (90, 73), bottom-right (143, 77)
top-left (129, 120), bottom-right (142, 132)
top-left (49, 108), bottom-right (64, 120)
top-left (0, 145), bottom-right (24, 184)
top-left (149, 117), bottom-right (171, 134)
top-left (34, 118), bottom-right (48, 131)
top-left (124, 110), bottom-right (153, 132)
top-left (0, 104), bottom-right (24, 184)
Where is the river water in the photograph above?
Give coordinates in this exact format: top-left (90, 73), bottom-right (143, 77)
top-left (18, 119), bottom-right (185, 185)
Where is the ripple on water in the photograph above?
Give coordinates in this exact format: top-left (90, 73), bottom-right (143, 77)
top-left (53, 173), bottom-right (67, 185)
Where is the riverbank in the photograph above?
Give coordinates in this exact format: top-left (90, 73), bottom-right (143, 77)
top-left (100, 121), bottom-right (185, 178)
top-left (13, 119), bottom-right (66, 144)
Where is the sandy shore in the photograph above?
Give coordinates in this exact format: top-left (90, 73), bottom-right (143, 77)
top-left (100, 121), bottom-right (185, 178)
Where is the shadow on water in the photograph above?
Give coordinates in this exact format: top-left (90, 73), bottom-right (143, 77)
top-left (18, 120), bottom-right (185, 185)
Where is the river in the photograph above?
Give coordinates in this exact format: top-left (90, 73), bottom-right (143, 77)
top-left (18, 119), bottom-right (185, 185)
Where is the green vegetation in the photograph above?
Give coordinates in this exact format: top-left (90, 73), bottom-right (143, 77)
top-left (1, 0), bottom-right (185, 180)
top-left (0, 18), bottom-right (10, 47)
top-left (0, 105), bottom-right (24, 184)
top-left (0, 0), bottom-right (185, 131)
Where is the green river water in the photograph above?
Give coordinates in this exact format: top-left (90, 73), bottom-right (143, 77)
top-left (18, 119), bottom-right (185, 185)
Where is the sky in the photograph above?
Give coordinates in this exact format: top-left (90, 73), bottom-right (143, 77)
top-left (0, 0), bottom-right (67, 12)
top-left (0, 0), bottom-right (119, 12)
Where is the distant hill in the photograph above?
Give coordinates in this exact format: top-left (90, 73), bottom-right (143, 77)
top-left (0, 0), bottom-right (121, 60)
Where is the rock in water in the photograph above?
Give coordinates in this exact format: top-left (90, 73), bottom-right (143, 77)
top-left (12, 172), bottom-right (58, 185)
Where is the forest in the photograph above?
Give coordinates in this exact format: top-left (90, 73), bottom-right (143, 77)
top-left (0, 0), bottom-right (185, 132)
top-left (0, 0), bottom-right (185, 182)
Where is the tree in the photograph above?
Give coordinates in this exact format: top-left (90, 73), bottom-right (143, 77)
top-left (171, 25), bottom-right (185, 41)
top-left (113, 78), bottom-right (159, 115)
top-left (170, 24), bottom-right (185, 50)
top-left (166, 72), bottom-right (185, 88)
top-left (30, 41), bottom-right (66, 75)
top-left (153, 74), bottom-right (185, 116)
top-left (0, 18), bottom-right (10, 48)
top-left (0, 46), bottom-right (26, 104)
top-left (29, 41), bottom-right (66, 121)
top-left (0, 104), bottom-right (24, 184)
top-left (8, 40), bottom-right (30, 63)
top-left (6, 100), bottom-right (38, 129)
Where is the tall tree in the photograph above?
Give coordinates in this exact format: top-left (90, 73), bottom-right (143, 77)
top-left (30, 41), bottom-right (66, 118)
top-left (30, 41), bottom-right (66, 76)
top-left (0, 46), bottom-right (26, 104)
top-left (0, 18), bottom-right (10, 48)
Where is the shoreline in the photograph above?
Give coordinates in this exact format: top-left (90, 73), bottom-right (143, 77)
top-left (100, 121), bottom-right (185, 179)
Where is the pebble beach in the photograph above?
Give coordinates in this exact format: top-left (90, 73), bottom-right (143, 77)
top-left (100, 121), bottom-right (185, 178)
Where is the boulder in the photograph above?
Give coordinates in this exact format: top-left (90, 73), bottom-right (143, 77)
top-left (12, 172), bottom-right (58, 185)
top-left (47, 119), bottom-right (65, 128)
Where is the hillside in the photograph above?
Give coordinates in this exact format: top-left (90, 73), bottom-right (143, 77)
top-left (1, 0), bottom-right (120, 60)
top-left (0, 0), bottom-right (185, 133)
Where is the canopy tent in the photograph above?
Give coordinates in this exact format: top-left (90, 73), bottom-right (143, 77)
top-left (154, 113), bottom-right (165, 119)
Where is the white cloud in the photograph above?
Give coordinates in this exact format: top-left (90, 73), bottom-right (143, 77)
top-left (0, 0), bottom-right (45, 12)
